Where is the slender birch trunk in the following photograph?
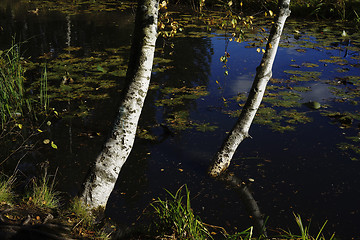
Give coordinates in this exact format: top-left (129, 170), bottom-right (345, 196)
top-left (80, 0), bottom-right (159, 209)
top-left (209, 0), bottom-right (291, 177)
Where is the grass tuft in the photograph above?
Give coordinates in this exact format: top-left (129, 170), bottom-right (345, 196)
top-left (0, 175), bottom-right (15, 205)
top-left (151, 185), bottom-right (213, 240)
top-left (27, 170), bottom-right (60, 209)
top-left (279, 213), bottom-right (335, 240)
top-left (68, 196), bottom-right (94, 227)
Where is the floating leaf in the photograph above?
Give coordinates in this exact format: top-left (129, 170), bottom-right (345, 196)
top-left (96, 65), bottom-right (106, 73)
top-left (303, 101), bottom-right (321, 110)
top-left (43, 139), bottom-right (50, 144)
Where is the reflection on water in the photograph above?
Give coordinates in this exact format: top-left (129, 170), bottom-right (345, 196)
top-left (1, 2), bottom-right (360, 239)
top-left (300, 82), bottom-right (332, 103)
top-left (230, 73), bottom-right (255, 94)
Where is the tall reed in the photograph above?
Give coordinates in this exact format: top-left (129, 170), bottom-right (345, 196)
top-left (40, 65), bottom-right (49, 112)
top-left (0, 41), bottom-right (30, 127)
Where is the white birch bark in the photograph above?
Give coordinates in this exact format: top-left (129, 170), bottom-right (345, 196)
top-left (80, 0), bottom-right (159, 209)
top-left (209, 0), bottom-right (291, 177)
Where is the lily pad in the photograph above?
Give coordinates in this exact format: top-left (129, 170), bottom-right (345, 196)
top-left (303, 101), bottom-right (321, 110)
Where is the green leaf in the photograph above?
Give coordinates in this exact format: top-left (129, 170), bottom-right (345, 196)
top-left (96, 65), bottom-right (106, 73)
top-left (304, 101), bottom-right (321, 110)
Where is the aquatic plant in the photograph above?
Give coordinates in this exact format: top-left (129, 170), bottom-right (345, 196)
top-left (241, 0), bottom-right (359, 21)
top-left (40, 66), bottom-right (50, 112)
top-left (0, 41), bottom-right (29, 127)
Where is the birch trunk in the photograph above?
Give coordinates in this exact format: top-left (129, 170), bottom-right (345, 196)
top-left (80, 0), bottom-right (159, 209)
top-left (209, 0), bottom-right (291, 177)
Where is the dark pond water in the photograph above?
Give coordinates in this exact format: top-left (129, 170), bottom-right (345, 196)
top-left (1, 1), bottom-right (360, 239)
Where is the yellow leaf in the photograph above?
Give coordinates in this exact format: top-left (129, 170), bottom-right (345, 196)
top-left (160, 1), bottom-right (167, 9)
top-left (16, 123), bottom-right (23, 129)
top-left (178, 168), bottom-right (183, 172)
top-left (269, 10), bottom-right (273, 17)
top-left (51, 141), bottom-right (58, 149)
top-left (269, 43), bottom-right (272, 49)
top-left (240, 1), bottom-right (243, 7)
top-left (43, 139), bottom-right (50, 144)
top-left (256, 48), bottom-right (261, 53)
top-left (36, 216), bottom-right (41, 220)
top-left (47, 121), bottom-right (51, 126)
top-left (262, 49), bottom-right (266, 53)
top-left (37, 129), bottom-right (43, 133)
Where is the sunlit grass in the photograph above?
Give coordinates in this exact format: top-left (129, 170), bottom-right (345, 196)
top-left (66, 197), bottom-right (113, 239)
top-left (0, 175), bottom-right (15, 205)
top-left (279, 213), bottom-right (335, 240)
top-left (27, 171), bottom-right (60, 209)
top-left (151, 185), bottom-right (213, 240)
top-left (67, 196), bottom-right (94, 227)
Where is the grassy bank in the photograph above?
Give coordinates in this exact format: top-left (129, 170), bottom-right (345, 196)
top-left (0, 176), bottom-right (335, 239)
